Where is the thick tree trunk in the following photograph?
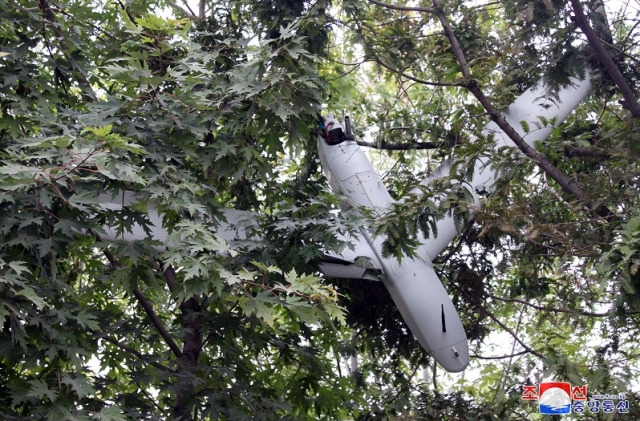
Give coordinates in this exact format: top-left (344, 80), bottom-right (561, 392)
top-left (160, 265), bottom-right (203, 421)
top-left (173, 296), bottom-right (203, 421)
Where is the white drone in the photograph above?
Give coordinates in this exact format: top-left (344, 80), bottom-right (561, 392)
top-left (97, 9), bottom-right (606, 373)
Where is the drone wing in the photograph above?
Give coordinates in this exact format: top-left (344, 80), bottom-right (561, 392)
top-left (95, 191), bottom-right (385, 281)
top-left (319, 230), bottom-right (384, 281)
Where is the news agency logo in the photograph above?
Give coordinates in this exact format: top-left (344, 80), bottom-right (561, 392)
top-left (521, 381), bottom-right (630, 415)
top-left (522, 382), bottom-right (584, 414)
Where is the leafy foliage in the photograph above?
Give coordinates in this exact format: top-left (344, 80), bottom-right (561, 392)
top-left (2, 0), bottom-right (640, 419)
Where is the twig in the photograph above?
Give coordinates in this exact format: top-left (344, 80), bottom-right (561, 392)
top-left (102, 336), bottom-right (173, 372)
top-left (481, 307), bottom-right (545, 360)
top-left (471, 350), bottom-right (531, 360)
top-left (487, 293), bottom-right (640, 317)
top-left (356, 139), bottom-right (446, 150)
top-left (136, 381), bottom-right (169, 415)
top-left (496, 304), bottom-right (526, 402)
top-left (367, 0), bottom-right (436, 14)
top-left (373, 56), bottom-right (465, 88)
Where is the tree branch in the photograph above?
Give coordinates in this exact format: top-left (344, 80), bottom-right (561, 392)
top-left (102, 336), bottom-right (173, 372)
top-left (167, 1), bottom-right (196, 18)
top-left (132, 287), bottom-right (184, 359)
top-left (156, 260), bottom-right (178, 293)
top-left (373, 56), bottom-right (464, 87)
top-left (570, 0), bottom-right (640, 119)
top-left (497, 304), bottom-right (526, 398)
top-left (431, 0), bottom-right (616, 221)
top-left (102, 249), bottom-right (183, 359)
top-left (198, 0), bottom-right (205, 20)
top-left (481, 307), bottom-right (546, 360)
top-left (564, 145), bottom-right (611, 159)
top-left (367, 0), bottom-right (436, 14)
top-left (36, 0), bottom-right (96, 102)
top-left (472, 350), bottom-right (531, 360)
top-left (356, 139), bottom-right (446, 150)
top-left (488, 293), bottom-right (640, 317)
top-left (445, 270), bottom-right (545, 360)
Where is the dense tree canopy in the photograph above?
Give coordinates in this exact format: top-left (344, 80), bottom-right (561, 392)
top-left (1, 0), bottom-right (640, 419)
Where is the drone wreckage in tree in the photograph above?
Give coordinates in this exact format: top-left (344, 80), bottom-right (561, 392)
top-left (92, 0), bottom-right (616, 376)
top-left (98, 58), bottom-right (599, 372)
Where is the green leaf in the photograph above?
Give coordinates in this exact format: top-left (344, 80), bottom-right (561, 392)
top-left (83, 124), bottom-right (113, 137)
top-left (55, 136), bottom-right (74, 148)
top-left (27, 379), bottom-right (58, 402)
top-left (0, 302), bottom-right (9, 331)
top-left (248, 296), bottom-right (277, 326)
top-left (94, 406), bottom-right (128, 421)
top-left (61, 374), bottom-right (95, 398)
top-left (17, 286), bottom-right (47, 309)
top-left (0, 163), bottom-right (34, 175)
top-left (76, 309), bottom-right (100, 331)
top-left (8, 260), bottom-right (30, 277)
top-left (68, 191), bottom-right (101, 213)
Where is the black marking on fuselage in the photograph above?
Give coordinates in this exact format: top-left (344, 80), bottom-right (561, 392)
top-left (441, 304), bottom-right (447, 333)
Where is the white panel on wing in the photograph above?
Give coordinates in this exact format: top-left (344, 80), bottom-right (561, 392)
top-left (410, 76), bottom-right (595, 260)
top-left (97, 191), bottom-right (168, 242)
top-left (96, 191), bottom-right (257, 245)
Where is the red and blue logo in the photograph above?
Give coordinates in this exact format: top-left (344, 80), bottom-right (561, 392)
top-left (538, 382), bottom-right (573, 414)
top-left (522, 381), bottom-right (587, 415)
